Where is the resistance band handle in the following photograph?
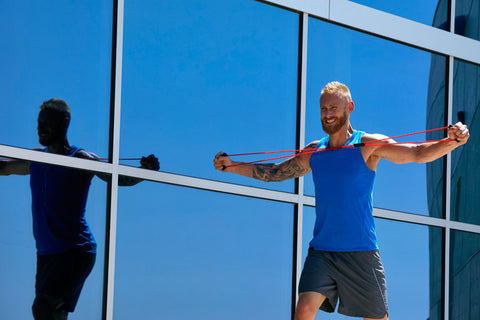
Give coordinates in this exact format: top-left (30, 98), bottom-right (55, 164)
top-left (220, 152), bottom-right (228, 171)
top-left (448, 124), bottom-right (461, 143)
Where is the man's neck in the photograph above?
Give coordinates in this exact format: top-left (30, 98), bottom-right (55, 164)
top-left (46, 139), bottom-right (71, 155)
top-left (328, 124), bottom-right (354, 148)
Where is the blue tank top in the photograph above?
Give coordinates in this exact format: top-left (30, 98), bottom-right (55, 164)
top-left (309, 130), bottom-right (377, 251)
top-left (30, 146), bottom-right (96, 255)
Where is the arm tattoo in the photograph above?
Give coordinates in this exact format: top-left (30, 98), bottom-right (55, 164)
top-left (252, 159), bottom-right (309, 182)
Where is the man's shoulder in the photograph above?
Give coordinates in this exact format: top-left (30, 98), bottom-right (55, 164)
top-left (305, 140), bottom-right (321, 149)
top-left (360, 132), bottom-right (390, 143)
top-left (74, 149), bottom-right (100, 160)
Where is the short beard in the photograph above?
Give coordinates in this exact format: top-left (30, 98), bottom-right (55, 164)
top-left (321, 110), bottom-right (348, 135)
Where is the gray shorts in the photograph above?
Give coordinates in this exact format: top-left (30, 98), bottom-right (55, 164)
top-left (298, 248), bottom-right (388, 318)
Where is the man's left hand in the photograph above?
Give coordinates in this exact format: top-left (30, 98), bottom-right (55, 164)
top-left (140, 154), bottom-right (160, 171)
top-left (448, 122), bottom-right (470, 145)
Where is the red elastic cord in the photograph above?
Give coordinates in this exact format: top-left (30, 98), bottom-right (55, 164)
top-left (224, 126), bottom-right (453, 168)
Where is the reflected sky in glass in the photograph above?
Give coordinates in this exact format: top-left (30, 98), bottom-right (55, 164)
top-left (0, 1), bottom-right (112, 157)
top-left (115, 182), bottom-right (293, 319)
top-left (305, 17), bottom-right (445, 216)
top-left (120, 0), bottom-right (298, 193)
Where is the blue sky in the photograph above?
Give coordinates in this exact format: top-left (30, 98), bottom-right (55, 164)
top-left (0, 1), bottom-right (446, 319)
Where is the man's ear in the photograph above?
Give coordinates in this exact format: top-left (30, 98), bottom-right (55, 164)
top-left (348, 101), bottom-right (354, 113)
top-left (64, 117), bottom-right (71, 130)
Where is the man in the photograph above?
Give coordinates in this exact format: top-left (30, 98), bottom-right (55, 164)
top-left (213, 81), bottom-right (469, 320)
top-left (0, 98), bottom-right (159, 320)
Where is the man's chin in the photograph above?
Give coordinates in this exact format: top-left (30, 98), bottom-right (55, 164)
top-left (39, 138), bottom-right (50, 146)
top-left (322, 124), bottom-right (341, 135)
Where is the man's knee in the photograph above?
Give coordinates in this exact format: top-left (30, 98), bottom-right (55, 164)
top-left (295, 301), bottom-right (317, 320)
top-left (32, 294), bottom-right (66, 320)
top-left (295, 292), bottom-right (326, 320)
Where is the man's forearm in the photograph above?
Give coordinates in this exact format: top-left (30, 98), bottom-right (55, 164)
top-left (229, 158), bottom-right (309, 182)
top-left (227, 162), bottom-right (280, 182)
top-left (415, 138), bottom-right (460, 163)
top-left (0, 159), bottom-right (31, 175)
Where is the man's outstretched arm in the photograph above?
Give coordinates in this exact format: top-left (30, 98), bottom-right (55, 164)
top-left (0, 159), bottom-right (31, 176)
top-left (369, 122), bottom-right (469, 165)
top-left (213, 142), bottom-right (317, 182)
top-left (76, 151), bottom-right (160, 186)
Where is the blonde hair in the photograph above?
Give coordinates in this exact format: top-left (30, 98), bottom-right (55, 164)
top-left (320, 81), bottom-right (352, 103)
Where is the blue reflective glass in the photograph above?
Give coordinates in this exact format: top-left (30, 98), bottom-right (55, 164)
top-left (120, 0), bottom-right (298, 192)
top-left (450, 230), bottom-right (480, 319)
top-left (376, 219), bottom-right (443, 320)
top-left (455, 0), bottom-right (480, 40)
top-left (451, 59), bottom-right (480, 225)
top-left (0, 167), bottom-right (108, 319)
top-left (302, 207), bottom-right (443, 319)
top-left (0, 1), bottom-right (112, 157)
top-left (305, 18), bottom-right (447, 216)
top-left (349, 0), bottom-right (449, 28)
top-left (115, 182), bottom-right (293, 319)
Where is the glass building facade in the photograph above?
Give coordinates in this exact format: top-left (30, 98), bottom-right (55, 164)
top-left (0, 1), bottom-right (479, 319)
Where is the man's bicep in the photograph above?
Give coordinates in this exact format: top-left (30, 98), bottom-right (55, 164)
top-left (277, 156), bottom-right (311, 180)
top-left (373, 142), bottom-right (418, 164)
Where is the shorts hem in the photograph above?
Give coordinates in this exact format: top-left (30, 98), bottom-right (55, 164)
top-left (338, 308), bottom-right (388, 319)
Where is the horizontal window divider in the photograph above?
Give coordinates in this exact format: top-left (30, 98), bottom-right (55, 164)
top-left (0, 144), bottom-right (112, 174)
top-left (118, 165), bottom-right (303, 204)
top-left (448, 220), bottom-right (480, 235)
top-left (373, 207), bottom-right (448, 228)
top-left (300, 203), bottom-right (477, 231)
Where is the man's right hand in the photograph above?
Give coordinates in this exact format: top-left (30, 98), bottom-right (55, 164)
top-left (213, 152), bottom-right (233, 172)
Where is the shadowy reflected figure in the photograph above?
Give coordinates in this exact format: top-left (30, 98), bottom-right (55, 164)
top-left (0, 98), bottom-right (159, 320)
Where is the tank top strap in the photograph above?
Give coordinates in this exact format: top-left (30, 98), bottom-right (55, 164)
top-left (65, 145), bottom-right (83, 157)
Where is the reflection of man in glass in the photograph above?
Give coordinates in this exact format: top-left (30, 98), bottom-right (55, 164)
top-left (214, 81), bottom-right (469, 320)
top-left (0, 98), bottom-right (159, 320)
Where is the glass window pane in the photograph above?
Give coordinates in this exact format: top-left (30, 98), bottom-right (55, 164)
top-left (305, 18), bottom-right (447, 217)
top-left (451, 59), bottom-right (480, 225)
top-left (114, 182), bottom-right (293, 319)
top-left (349, 0), bottom-right (449, 29)
top-left (450, 230), bottom-right (480, 319)
top-left (0, 1), bottom-right (112, 158)
top-left (120, 0), bottom-right (298, 193)
top-left (455, 0), bottom-right (480, 40)
top-left (302, 207), bottom-right (444, 320)
top-left (376, 219), bottom-right (443, 320)
top-left (0, 162), bottom-right (107, 319)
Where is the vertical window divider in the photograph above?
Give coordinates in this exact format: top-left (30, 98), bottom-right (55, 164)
top-left (292, 11), bottom-right (308, 320)
top-left (444, 53), bottom-right (454, 320)
top-left (103, 0), bottom-right (124, 319)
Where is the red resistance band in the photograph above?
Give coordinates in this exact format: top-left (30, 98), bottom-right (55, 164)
top-left (222, 125), bottom-right (458, 169)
